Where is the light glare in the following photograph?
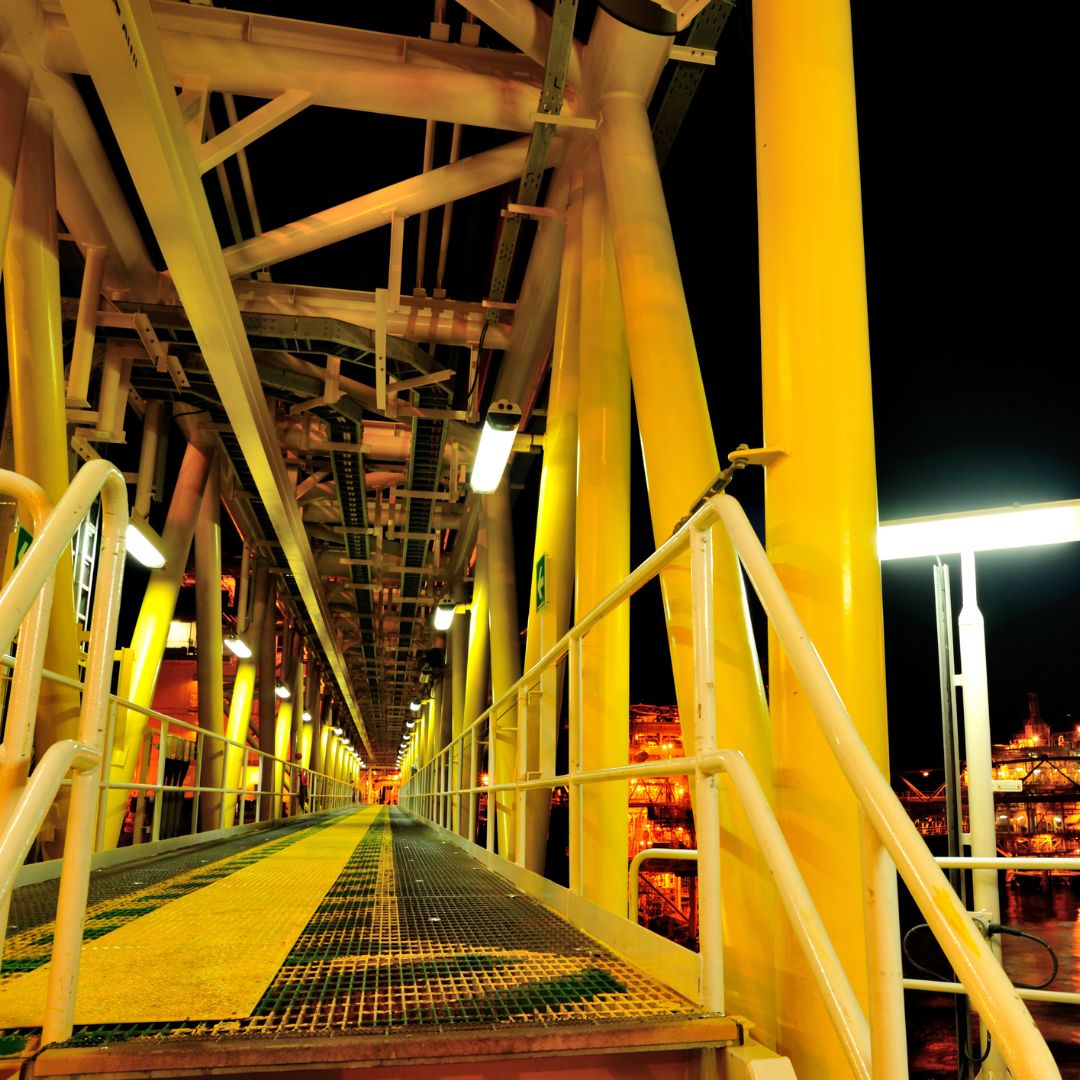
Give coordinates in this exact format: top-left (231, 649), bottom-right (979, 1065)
top-left (470, 417), bottom-right (519, 493)
top-left (224, 635), bottom-right (252, 659)
top-left (433, 602), bottom-right (456, 631)
top-left (126, 520), bottom-right (166, 568)
top-left (275, 684), bottom-right (291, 699)
top-left (879, 501), bottom-right (1080, 560)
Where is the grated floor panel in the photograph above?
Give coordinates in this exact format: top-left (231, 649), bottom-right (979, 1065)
top-left (1, 807), bottom-right (700, 1050)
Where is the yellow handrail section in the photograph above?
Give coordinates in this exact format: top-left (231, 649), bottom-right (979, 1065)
top-left (400, 491), bottom-right (1062, 1080)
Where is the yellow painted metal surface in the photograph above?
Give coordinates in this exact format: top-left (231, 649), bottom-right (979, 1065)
top-left (0, 56), bottom-right (30, 285)
top-left (575, 141), bottom-right (630, 915)
top-left (3, 99), bottom-right (83, 859)
top-left (103, 442), bottom-right (209, 848)
top-left (462, 538), bottom-right (490, 841)
top-left (754, 2), bottom-right (889, 1074)
top-left (596, 88), bottom-right (778, 1045)
top-left (521, 156), bottom-right (582, 874)
top-left (0, 809), bottom-right (378, 1026)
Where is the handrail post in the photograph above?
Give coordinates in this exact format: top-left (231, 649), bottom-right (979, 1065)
top-left (515, 686), bottom-right (528, 866)
top-left (150, 717), bottom-right (168, 844)
top-left (485, 719), bottom-right (496, 853)
top-left (95, 698), bottom-right (118, 853)
top-left (191, 732), bottom-right (204, 836)
top-left (690, 524), bottom-right (724, 1014)
top-left (254, 751), bottom-right (262, 823)
top-left (568, 637), bottom-right (583, 894)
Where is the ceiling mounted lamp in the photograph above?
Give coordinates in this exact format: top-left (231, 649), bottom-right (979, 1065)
top-left (469, 400), bottom-right (521, 494)
top-left (405, 720), bottom-right (416, 729)
top-left (409, 698), bottom-right (422, 712)
top-left (333, 726), bottom-right (344, 736)
top-left (125, 517), bottom-right (167, 569)
top-left (223, 634), bottom-right (252, 659)
top-left (433, 601), bottom-right (456, 631)
top-left (274, 684), bottom-right (291, 700)
top-left (302, 710), bottom-right (313, 722)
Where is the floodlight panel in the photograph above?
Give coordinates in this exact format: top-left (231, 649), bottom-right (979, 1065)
top-left (878, 501), bottom-right (1080, 560)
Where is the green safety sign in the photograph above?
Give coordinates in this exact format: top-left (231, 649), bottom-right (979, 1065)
top-left (535, 553), bottom-right (548, 612)
top-left (13, 524), bottom-right (32, 568)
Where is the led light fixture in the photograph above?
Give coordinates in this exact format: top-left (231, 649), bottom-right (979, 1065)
top-left (879, 500), bottom-right (1080, 561)
top-left (302, 710), bottom-right (312, 722)
top-left (223, 635), bottom-right (252, 659)
top-left (274, 684), bottom-right (291, 699)
top-left (469, 400), bottom-right (521, 493)
top-left (406, 720), bottom-right (416, 729)
top-left (409, 698), bottom-right (422, 712)
top-left (333, 726), bottom-right (343, 735)
top-left (125, 518), bottom-right (167, 569)
top-left (433, 601), bottom-right (456, 631)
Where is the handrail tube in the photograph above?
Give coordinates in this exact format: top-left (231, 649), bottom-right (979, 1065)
top-left (937, 857), bottom-right (1080, 870)
top-left (904, 980), bottom-right (1080, 1006)
top-left (716, 749), bottom-right (871, 1080)
top-left (40, 462), bottom-right (128, 1046)
top-left (0, 741), bottom-right (99, 907)
top-left (628, 847), bottom-right (698, 920)
top-left (713, 492), bottom-right (1058, 1080)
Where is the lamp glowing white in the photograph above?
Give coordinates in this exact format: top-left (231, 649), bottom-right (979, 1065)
top-left (878, 500), bottom-right (1080, 561)
top-left (409, 698), bottom-right (422, 713)
top-left (433, 601), bottom-right (456, 631)
top-left (126, 518), bottom-right (166, 569)
top-left (274, 684), bottom-right (291, 699)
top-left (223, 635), bottom-right (252, 659)
top-left (469, 400), bottom-right (521, 494)
top-left (302, 711), bottom-right (312, 722)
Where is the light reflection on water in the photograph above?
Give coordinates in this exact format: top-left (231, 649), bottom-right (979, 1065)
top-left (907, 886), bottom-right (1080, 1078)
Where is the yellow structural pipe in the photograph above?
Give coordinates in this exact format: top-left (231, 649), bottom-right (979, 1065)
top-left (462, 537), bottom-right (491, 843)
top-left (575, 141), bottom-right (630, 915)
top-left (103, 441), bottom-right (209, 846)
top-left (449, 602), bottom-right (469, 833)
top-left (195, 455), bottom-right (225, 832)
top-left (753, 4), bottom-right (900, 1074)
top-left (0, 56), bottom-right (31, 285)
top-left (272, 652), bottom-right (296, 820)
top-left (258, 576), bottom-right (279, 820)
top-left (521, 156), bottom-right (582, 873)
top-left (222, 561), bottom-right (269, 828)
top-left (588, 11), bottom-right (778, 1045)
top-left (484, 480), bottom-right (521, 859)
top-left (4, 100), bottom-right (91, 858)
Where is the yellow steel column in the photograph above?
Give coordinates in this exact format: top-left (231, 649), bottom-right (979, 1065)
top-left (592, 16), bottom-right (777, 1040)
top-left (103, 441), bottom-right (209, 846)
top-left (258, 577), bottom-right (279, 819)
top-left (521, 156), bottom-right (582, 872)
top-left (462, 534), bottom-right (491, 842)
top-left (195, 455), bottom-right (225, 832)
top-left (0, 56), bottom-right (31, 279)
top-left (222, 561), bottom-right (268, 827)
top-left (484, 479), bottom-right (520, 858)
top-left (575, 140), bottom-right (630, 915)
top-left (449, 601), bottom-right (469, 833)
top-left (3, 99), bottom-right (83, 858)
top-left (273, 649), bottom-right (296, 818)
top-left (753, 4), bottom-right (893, 1073)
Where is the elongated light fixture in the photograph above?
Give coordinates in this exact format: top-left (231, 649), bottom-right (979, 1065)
top-left (126, 517), bottom-right (166, 568)
top-left (469, 400), bottom-right (521, 494)
top-left (302, 710), bottom-right (313, 722)
top-left (224, 635), bottom-right (252, 659)
top-left (433, 601), bottom-right (456, 631)
top-left (409, 697), bottom-right (422, 712)
top-left (878, 500), bottom-right (1080, 561)
top-left (275, 684), bottom-right (291, 699)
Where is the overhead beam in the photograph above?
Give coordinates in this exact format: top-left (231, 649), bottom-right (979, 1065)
top-left (222, 138), bottom-right (533, 277)
top-left (58, 0), bottom-right (373, 757)
top-left (45, 9), bottom-right (553, 133)
top-left (196, 88), bottom-right (312, 174)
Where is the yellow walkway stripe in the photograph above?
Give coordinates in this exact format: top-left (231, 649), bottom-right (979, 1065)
top-left (0, 808), bottom-right (381, 1027)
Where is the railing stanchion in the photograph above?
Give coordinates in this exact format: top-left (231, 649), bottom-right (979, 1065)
top-left (95, 698), bottom-right (118, 852)
top-left (486, 715), bottom-right (496, 854)
top-left (568, 637), bottom-right (583, 894)
top-left (690, 524), bottom-right (724, 1014)
top-left (254, 751), bottom-right (262, 823)
top-left (150, 718), bottom-right (168, 844)
top-left (515, 686), bottom-right (528, 866)
top-left (191, 732), bottom-right (204, 836)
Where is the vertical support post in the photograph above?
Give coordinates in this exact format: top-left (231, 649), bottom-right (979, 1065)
top-left (957, 550), bottom-right (1006, 1076)
top-left (103, 442), bottom-right (209, 847)
top-left (66, 245), bottom-right (107, 408)
top-left (592, 19), bottom-right (778, 1039)
top-left (515, 685), bottom-right (529, 867)
top-left (690, 525), bottom-right (724, 1014)
top-left (753, 0), bottom-right (894, 1067)
top-left (450, 606), bottom-right (469, 833)
top-left (95, 700), bottom-right (119, 852)
top-left (567, 635), bottom-right (583, 894)
top-left (258, 577), bottom-right (278, 820)
top-left (133, 400), bottom-right (165, 519)
top-left (191, 732), bottom-right (205, 836)
top-left (462, 532), bottom-right (490, 841)
top-left (4, 98), bottom-right (84, 858)
top-left (151, 718), bottom-right (168, 844)
top-left (485, 479), bottom-right (520, 858)
top-left (195, 455), bottom-right (225, 832)
top-left (0, 56), bottom-right (31, 279)
top-left (575, 138), bottom-right (631, 915)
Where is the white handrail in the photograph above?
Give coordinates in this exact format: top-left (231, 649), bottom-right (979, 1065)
top-left (402, 489), bottom-right (1063, 1080)
top-left (628, 847), bottom-right (698, 920)
top-left (712, 492), bottom-right (1060, 1080)
top-left (0, 461), bottom-right (129, 1045)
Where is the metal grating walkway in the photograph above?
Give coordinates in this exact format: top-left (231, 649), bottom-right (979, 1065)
top-left (1, 808), bottom-right (721, 1069)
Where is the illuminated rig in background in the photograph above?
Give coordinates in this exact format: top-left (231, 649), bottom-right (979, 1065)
top-left (897, 692), bottom-right (1080, 885)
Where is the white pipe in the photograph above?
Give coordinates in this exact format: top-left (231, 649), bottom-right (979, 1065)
top-left (223, 137), bottom-right (529, 277)
top-left (628, 847), bottom-right (698, 921)
top-left (66, 244), bottom-right (106, 408)
top-left (713, 494), bottom-right (1058, 1080)
top-left (904, 980), bottom-right (1080, 1007)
